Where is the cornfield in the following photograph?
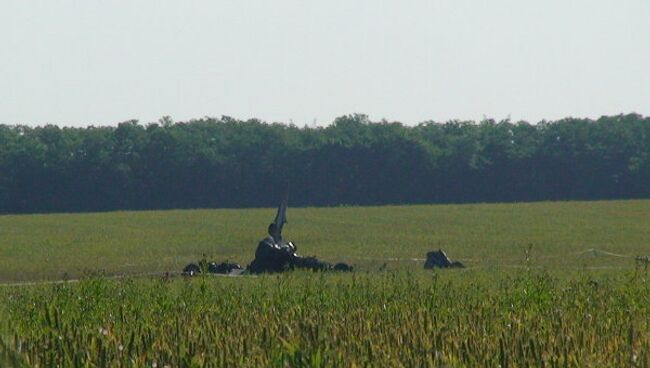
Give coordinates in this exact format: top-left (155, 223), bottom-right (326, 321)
top-left (1, 269), bottom-right (648, 367)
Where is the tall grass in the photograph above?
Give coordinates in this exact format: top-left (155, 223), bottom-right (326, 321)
top-left (1, 269), bottom-right (648, 367)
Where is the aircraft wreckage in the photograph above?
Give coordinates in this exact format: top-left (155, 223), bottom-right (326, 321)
top-left (183, 196), bottom-right (353, 276)
top-left (182, 196), bottom-right (464, 276)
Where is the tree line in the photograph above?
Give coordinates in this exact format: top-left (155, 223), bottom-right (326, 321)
top-left (1, 113), bottom-right (649, 213)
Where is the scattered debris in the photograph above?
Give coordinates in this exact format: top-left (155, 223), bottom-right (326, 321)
top-left (208, 262), bottom-right (243, 274)
top-left (333, 263), bottom-right (354, 272)
top-left (181, 196), bottom-right (353, 276)
top-left (182, 263), bottom-right (201, 276)
top-left (182, 261), bottom-right (243, 276)
top-left (290, 254), bottom-right (333, 272)
top-left (424, 249), bottom-right (465, 269)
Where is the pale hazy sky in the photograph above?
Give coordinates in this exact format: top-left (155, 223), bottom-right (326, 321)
top-left (1, 1), bottom-right (649, 127)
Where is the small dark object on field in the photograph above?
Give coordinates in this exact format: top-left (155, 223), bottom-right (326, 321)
top-left (333, 263), bottom-right (354, 272)
top-left (292, 256), bottom-right (331, 271)
top-left (182, 263), bottom-right (201, 276)
top-left (182, 261), bottom-right (242, 276)
top-left (424, 249), bottom-right (465, 269)
top-left (208, 262), bottom-right (243, 274)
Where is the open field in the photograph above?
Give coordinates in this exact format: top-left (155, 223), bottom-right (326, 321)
top-left (1, 200), bottom-right (649, 366)
top-left (1, 200), bottom-right (650, 282)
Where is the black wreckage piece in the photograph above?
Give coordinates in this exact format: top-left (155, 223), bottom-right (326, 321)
top-left (182, 195), bottom-right (353, 276)
top-left (247, 241), bottom-right (353, 274)
top-left (208, 262), bottom-right (243, 274)
top-left (182, 261), bottom-right (243, 276)
top-left (424, 249), bottom-right (464, 269)
top-left (246, 196), bottom-right (353, 274)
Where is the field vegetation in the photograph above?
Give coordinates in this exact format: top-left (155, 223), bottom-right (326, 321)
top-left (1, 200), bottom-right (649, 366)
top-left (1, 200), bottom-right (650, 282)
top-left (1, 270), bottom-right (648, 366)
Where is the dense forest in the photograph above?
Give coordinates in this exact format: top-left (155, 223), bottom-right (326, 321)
top-left (1, 114), bottom-right (649, 213)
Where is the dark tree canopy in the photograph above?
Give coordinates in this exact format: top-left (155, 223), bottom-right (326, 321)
top-left (1, 113), bottom-right (649, 214)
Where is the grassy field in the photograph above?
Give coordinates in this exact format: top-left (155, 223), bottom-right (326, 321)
top-left (1, 200), bottom-right (649, 366)
top-left (1, 200), bottom-right (650, 282)
top-left (1, 270), bottom-right (648, 366)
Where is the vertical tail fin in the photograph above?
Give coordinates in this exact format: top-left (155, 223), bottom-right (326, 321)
top-left (273, 191), bottom-right (289, 237)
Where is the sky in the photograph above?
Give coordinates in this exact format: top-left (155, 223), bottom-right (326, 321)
top-left (1, 0), bottom-right (649, 127)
